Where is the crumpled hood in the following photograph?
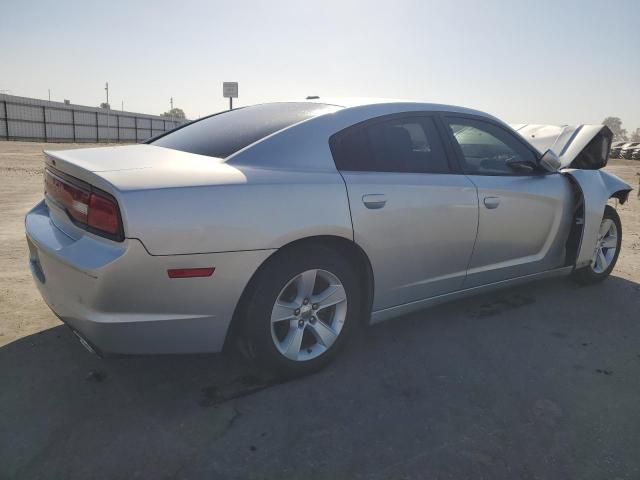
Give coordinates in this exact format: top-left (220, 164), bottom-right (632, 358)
top-left (510, 124), bottom-right (613, 170)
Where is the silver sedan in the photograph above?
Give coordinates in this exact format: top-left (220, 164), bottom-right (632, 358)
top-left (25, 99), bottom-right (632, 376)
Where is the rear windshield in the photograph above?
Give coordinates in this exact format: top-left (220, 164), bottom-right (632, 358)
top-left (150, 102), bottom-right (337, 158)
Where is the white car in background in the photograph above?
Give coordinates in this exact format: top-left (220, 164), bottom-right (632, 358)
top-left (620, 142), bottom-right (640, 159)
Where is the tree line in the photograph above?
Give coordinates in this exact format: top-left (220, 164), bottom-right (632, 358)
top-left (98, 102), bottom-right (186, 121)
top-left (602, 117), bottom-right (640, 142)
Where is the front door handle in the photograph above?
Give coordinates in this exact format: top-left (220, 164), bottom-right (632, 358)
top-left (483, 196), bottom-right (500, 209)
top-left (362, 194), bottom-right (387, 209)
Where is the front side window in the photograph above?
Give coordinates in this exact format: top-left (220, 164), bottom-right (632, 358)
top-left (445, 117), bottom-right (538, 175)
top-left (331, 116), bottom-right (450, 174)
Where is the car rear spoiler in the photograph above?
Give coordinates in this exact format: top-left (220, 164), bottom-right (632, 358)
top-left (510, 124), bottom-right (613, 170)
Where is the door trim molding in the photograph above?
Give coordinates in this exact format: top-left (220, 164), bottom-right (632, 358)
top-left (369, 266), bottom-right (573, 324)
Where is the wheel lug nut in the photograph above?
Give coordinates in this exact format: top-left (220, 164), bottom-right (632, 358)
top-left (294, 309), bottom-right (300, 315)
top-left (312, 303), bottom-right (318, 310)
top-left (303, 298), bottom-right (309, 305)
top-left (298, 319), bottom-right (304, 328)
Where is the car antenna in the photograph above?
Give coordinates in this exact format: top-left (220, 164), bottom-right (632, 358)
top-left (306, 95), bottom-right (320, 100)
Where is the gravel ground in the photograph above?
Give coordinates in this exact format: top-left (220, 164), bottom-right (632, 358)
top-left (1, 141), bottom-right (640, 480)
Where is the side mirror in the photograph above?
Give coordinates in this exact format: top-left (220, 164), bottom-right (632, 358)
top-left (539, 149), bottom-right (561, 172)
top-left (506, 157), bottom-right (536, 173)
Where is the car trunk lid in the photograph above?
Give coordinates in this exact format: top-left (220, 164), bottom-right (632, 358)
top-left (43, 144), bottom-right (247, 193)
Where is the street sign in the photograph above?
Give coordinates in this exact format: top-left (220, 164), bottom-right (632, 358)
top-left (223, 82), bottom-right (238, 98)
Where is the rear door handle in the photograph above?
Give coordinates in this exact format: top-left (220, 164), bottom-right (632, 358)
top-left (362, 194), bottom-right (387, 209)
top-left (483, 196), bottom-right (500, 209)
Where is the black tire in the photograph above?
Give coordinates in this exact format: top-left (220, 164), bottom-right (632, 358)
top-left (240, 244), bottom-right (362, 378)
top-left (572, 205), bottom-right (622, 284)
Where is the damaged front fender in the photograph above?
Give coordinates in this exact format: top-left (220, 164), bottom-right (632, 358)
top-left (562, 169), bottom-right (631, 269)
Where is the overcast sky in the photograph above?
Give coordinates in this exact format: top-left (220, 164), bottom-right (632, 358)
top-left (2, 0), bottom-right (639, 129)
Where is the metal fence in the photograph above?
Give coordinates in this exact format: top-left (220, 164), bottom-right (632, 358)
top-left (0, 93), bottom-right (186, 143)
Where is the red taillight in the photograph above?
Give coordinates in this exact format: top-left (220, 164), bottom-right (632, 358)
top-left (45, 168), bottom-right (123, 240)
top-left (44, 169), bottom-right (90, 223)
top-left (167, 268), bottom-right (215, 279)
top-left (88, 193), bottom-right (120, 235)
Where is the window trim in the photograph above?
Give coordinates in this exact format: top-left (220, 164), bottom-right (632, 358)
top-left (329, 112), bottom-right (460, 175)
top-left (437, 113), bottom-right (548, 177)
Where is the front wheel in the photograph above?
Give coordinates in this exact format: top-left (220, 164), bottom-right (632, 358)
top-left (241, 245), bottom-right (362, 377)
top-left (572, 205), bottom-right (622, 284)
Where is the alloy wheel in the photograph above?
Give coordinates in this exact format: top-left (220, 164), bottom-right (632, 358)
top-left (591, 218), bottom-right (618, 274)
top-left (270, 269), bottom-right (348, 361)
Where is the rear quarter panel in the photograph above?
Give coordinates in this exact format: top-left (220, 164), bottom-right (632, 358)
top-left (115, 167), bottom-right (353, 255)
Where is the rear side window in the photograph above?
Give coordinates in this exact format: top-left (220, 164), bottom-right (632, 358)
top-left (151, 103), bottom-right (337, 158)
top-left (330, 116), bottom-right (450, 173)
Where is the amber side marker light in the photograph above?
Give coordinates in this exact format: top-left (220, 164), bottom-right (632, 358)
top-left (167, 268), bottom-right (215, 279)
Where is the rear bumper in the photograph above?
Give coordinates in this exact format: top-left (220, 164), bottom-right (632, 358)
top-left (25, 201), bottom-right (273, 355)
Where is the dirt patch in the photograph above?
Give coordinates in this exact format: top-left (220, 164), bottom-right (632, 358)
top-left (0, 142), bottom-right (104, 346)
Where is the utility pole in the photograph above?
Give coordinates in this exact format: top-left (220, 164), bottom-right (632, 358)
top-left (48, 89), bottom-right (51, 102)
top-left (121, 100), bottom-right (124, 111)
top-left (105, 82), bottom-right (110, 143)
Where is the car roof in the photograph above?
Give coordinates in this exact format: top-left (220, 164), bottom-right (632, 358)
top-left (299, 97), bottom-right (500, 120)
top-left (226, 99), bottom-right (509, 170)
top-left (257, 97), bottom-right (500, 123)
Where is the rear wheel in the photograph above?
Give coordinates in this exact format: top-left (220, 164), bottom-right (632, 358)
top-left (241, 245), bottom-right (361, 377)
top-left (572, 205), bottom-right (622, 284)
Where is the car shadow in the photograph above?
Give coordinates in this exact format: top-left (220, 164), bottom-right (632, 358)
top-left (2, 274), bottom-right (640, 479)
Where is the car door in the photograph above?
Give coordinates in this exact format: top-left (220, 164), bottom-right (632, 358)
top-left (441, 115), bottom-right (574, 288)
top-left (330, 113), bottom-right (479, 311)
